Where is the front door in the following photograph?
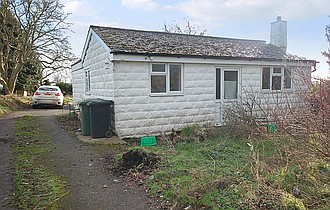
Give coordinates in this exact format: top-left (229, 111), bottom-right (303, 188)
top-left (215, 68), bottom-right (240, 125)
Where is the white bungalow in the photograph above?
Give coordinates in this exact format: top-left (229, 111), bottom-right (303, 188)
top-left (71, 17), bottom-right (316, 138)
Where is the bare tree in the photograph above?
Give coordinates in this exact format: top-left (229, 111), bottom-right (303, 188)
top-left (0, 0), bottom-right (74, 95)
top-left (322, 18), bottom-right (330, 70)
top-left (163, 18), bottom-right (207, 36)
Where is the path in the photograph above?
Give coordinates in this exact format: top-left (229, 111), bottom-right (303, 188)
top-left (0, 113), bottom-right (16, 210)
top-left (0, 108), bottom-right (154, 210)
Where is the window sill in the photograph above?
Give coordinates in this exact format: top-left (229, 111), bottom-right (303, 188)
top-left (261, 89), bottom-right (293, 93)
top-left (215, 98), bottom-right (240, 102)
top-left (150, 92), bottom-right (184, 97)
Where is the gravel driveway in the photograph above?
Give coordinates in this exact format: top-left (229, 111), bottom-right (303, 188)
top-left (0, 108), bottom-right (154, 210)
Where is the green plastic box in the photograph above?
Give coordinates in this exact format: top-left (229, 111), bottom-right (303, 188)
top-left (267, 123), bottom-right (277, 133)
top-left (140, 136), bottom-right (157, 146)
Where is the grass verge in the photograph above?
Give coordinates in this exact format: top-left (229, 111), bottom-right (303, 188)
top-left (12, 115), bottom-right (67, 209)
top-left (0, 96), bottom-right (31, 116)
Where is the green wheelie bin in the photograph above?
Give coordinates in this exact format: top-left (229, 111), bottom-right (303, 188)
top-left (87, 99), bottom-right (114, 138)
top-left (79, 100), bottom-right (91, 136)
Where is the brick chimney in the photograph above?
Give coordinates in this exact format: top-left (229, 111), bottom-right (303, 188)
top-left (270, 16), bottom-right (287, 52)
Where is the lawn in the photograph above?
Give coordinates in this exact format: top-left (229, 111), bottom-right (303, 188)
top-left (127, 126), bottom-right (330, 210)
top-left (145, 135), bottom-right (254, 209)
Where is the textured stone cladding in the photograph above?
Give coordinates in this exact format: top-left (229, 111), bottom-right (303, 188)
top-left (83, 34), bottom-right (114, 100)
top-left (72, 66), bottom-right (85, 102)
top-left (214, 65), bottom-right (307, 125)
top-left (113, 62), bottom-right (215, 137)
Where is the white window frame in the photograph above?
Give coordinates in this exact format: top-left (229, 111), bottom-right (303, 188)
top-left (216, 68), bottom-right (241, 100)
top-left (150, 63), bottom-right (183, 96)
top-left (262, 66), bottom-right (292, 91)
top-left (85, 69), bottom-right (91, 93)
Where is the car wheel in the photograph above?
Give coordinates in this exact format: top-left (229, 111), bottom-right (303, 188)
top-left (32, 105), bottom-right (38, 109)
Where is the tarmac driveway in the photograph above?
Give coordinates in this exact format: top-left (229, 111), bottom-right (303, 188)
top-left (0, 108), bottom-right (154, 210)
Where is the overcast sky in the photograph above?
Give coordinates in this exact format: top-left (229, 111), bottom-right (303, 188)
top-left (63, 0), bottom-right (330, 78)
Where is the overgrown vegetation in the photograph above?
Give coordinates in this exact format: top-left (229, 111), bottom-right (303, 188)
top-left (145, 134), bottom-right (253, 209)
top-left (0, 95), bottom-right (30, 115)
top-left (57, 111), bottom-right (80, 133)
top-left (121, 127), bottom-right (329, 209)
top-left (12, 115), bottom-right (67, 209)
top-left (56, 111), bottom-right (329, 209)
top-left (56, 82), bottom-right (73, 95)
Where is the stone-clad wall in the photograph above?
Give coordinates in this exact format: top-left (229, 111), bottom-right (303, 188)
top-left (112, 61), bottom-right (307, 137)
top-left (113, 62), bottom-right (215, 137)
top-left (71, 62), bottom-right (85, 103)
top-left (72, 33), bottom-right (114, 103)
top-left (237, 65), bottom-right (306, 122)
top-left (82, 33), bottom-right (114, 100)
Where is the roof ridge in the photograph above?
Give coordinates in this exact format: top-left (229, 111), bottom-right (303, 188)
top-left (90, 25), bottom-right (266, 43)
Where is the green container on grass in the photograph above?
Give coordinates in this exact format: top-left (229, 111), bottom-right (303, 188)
top-left (267, 123), bottom-right (277, 133)
top-left (140, 136), bottom-right (157, 146)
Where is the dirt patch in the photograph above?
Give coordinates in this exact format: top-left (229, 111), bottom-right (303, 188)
top-left (122, 150), bottom-right (161, 169)
top-left (110, 150), bottom-right (160, 185)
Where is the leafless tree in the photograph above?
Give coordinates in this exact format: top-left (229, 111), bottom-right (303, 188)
top-left (0, 0), bottom-right (75, 95)
top-left (322, 18), bottom-right (330, 70)
top-left (163, 18), bottom-right (207, 36)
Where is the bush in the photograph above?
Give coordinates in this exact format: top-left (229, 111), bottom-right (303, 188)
top-left (56, 82), bottom-right (72, 95)
top-left (172, 124), bottom-right (207, 143)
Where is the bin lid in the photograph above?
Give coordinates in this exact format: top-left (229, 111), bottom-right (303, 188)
top-left (86, 98), bottom-right (114, 106)
top-left (79, 98), bottom-right (98, 106)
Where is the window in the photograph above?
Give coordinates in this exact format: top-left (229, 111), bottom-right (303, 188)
top-left (262, 67), bottom-right (292, 90)
top-left (284, 68), bottom-right (292, 89)
top-left (85, 69), bottom-right (91, 92)
top-left (151, 63), bottom-right (183, 94)
top-left (216, 68), bottom-right (239, 99)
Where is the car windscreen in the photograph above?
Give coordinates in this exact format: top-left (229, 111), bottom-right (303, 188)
top-left (38, 87), bottom-right (58, 91)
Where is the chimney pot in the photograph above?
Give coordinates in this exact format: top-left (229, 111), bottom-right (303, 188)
top-left (277, 16), bottom-right (281, 21)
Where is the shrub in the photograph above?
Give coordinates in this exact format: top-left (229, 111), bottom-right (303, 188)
top-left (56, 82), bottom-right (72, 95)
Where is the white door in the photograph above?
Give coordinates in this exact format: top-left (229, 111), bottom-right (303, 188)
top-left (215, 68), bottom-right (240, 125)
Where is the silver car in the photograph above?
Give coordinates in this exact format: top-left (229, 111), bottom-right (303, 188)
top-left (32, 85), bottom-right (64, 108)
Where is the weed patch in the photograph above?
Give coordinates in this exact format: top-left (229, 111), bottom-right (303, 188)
top-left (57, 115), bottom-right (330, 209)
top-left (136, 133), bottom-right (329, 209)
top-left (143, 135), bottom-right (254, 209)
top-left (57, 112), bottom-right (80, 133)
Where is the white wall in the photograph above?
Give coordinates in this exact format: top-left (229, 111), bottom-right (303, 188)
top-left (112, 60), bottom-right (311, 137)
top-left (82, 33), bottom-right (114, 100)
top-left (239, 65), bottom-right (310, 122)
top-left (72, 32), bottom-right (115, 103)
top-left (71, 61), bottom-right (84, 103)
top-left (113, 62), bottom-right (215, 137)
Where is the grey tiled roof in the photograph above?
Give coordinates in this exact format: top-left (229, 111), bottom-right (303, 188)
top-left (90, 25), bottom-right (303, 61)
